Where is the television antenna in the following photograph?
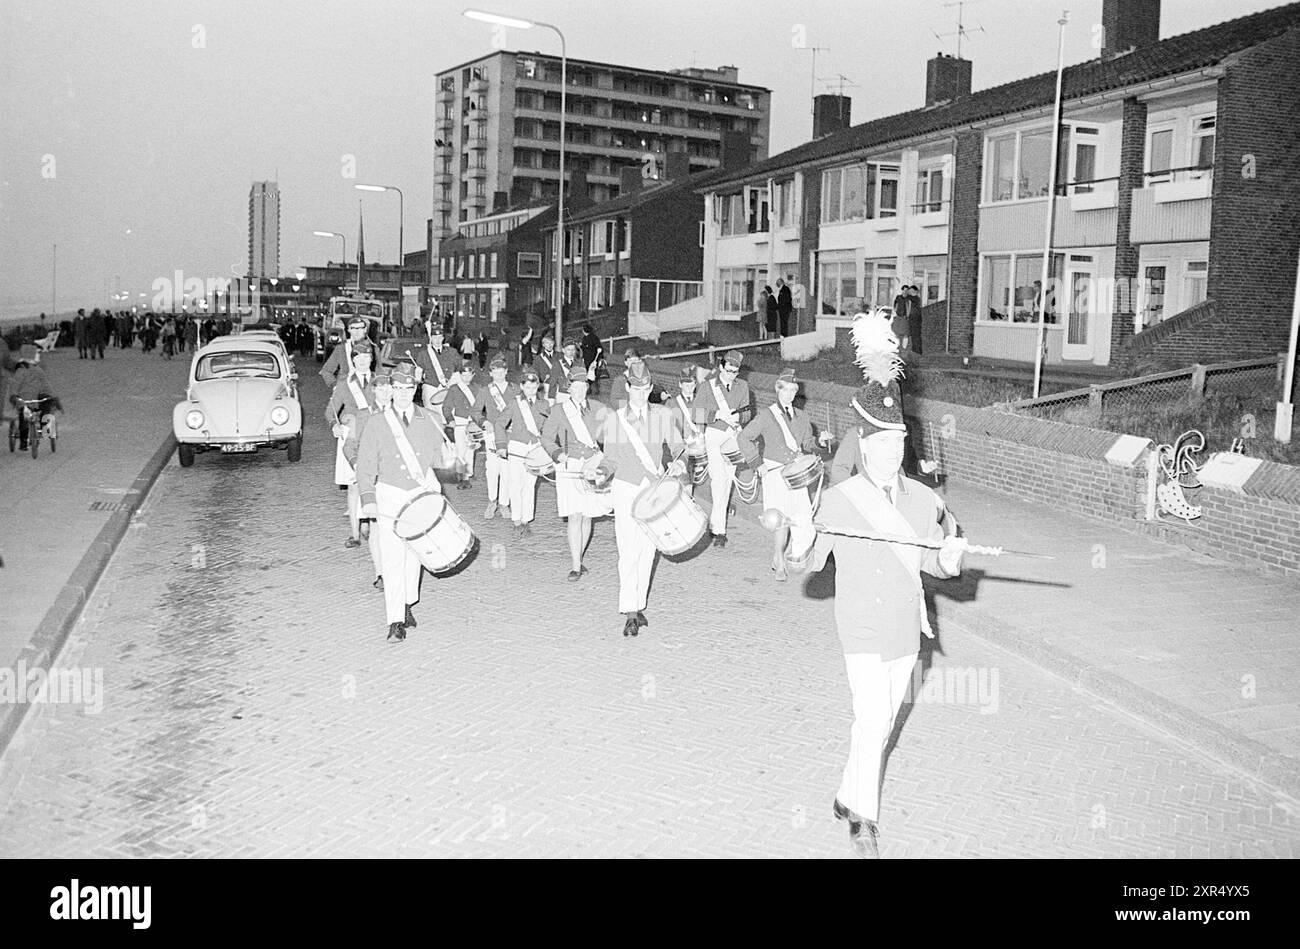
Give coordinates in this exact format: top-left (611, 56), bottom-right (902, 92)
top-left (935, 0), bottom-right (986, 58)
top-left (797, 44), bottom-right (831, 131)
top-left (817, 72), bottom-right (859, 127)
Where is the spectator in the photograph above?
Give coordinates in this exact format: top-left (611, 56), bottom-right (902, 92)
top-left (73, 309), bottom-right (88, 359)
top-left (160, 317), bottom-right (177, 359)
top-left (186, 315), bottom-right (200, 352)
top-left (475, 330), bottom-right (490, 369)
top-left (87, 308), bottom-right (106, 359)
top-left (776, 278), bottom-right (793, 337)
top-left (761, 285), bottom-right (778, 341)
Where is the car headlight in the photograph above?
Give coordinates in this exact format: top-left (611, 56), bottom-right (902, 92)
top-left (185, 410), bottom-right (205, 430)
top-left (270, 405), bottom-right (290, 426)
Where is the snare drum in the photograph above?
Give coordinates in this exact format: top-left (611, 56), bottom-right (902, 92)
top-left (522, 441), bottom-right (556, 477)
top-left (719, 434), bottom-right (745, 467)
top-left (632, 479), bottom-right (708, 555)
top-left (685, 432), bottom-right (708, 462)
top-left (392, 491), bottom-right (477, 574)
top-left (781, 453), bottom-right (824, 491)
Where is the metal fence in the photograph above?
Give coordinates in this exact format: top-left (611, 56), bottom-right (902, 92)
top-left (1003, 356), bottom-right (1284, 430)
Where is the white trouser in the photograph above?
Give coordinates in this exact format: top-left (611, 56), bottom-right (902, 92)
top-left (704, 426), bottom-right (737, 534)
top-left (453, 421), bottom-right (475, 477)
top-left (483, 438), bottom-right (506, 503)
top-left (506, 440), bottom-right (538, 524)
top-left (611, 477), bottom-right (656, 613)
top-left (760, 460), bottom-right (813, 545)
top-left (838, 652), bottom-right (918, 823)
top-left (375, 482), bottom-right (424, 625)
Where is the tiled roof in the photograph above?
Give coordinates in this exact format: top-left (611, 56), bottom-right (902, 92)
top-left (704, 2), bottom-right (1300, 191)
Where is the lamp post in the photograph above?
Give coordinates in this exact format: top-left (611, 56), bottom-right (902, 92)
top-left (356, 183), bottom-right (404, 327)
top-left (313, 230), bottom-right (346, 268)
top-left (464, 8), bottom-right (566, 342)
top-left (1032, 10), bottom-right (1069, 400)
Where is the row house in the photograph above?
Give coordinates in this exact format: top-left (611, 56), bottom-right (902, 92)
top-left (699, 0), bottom-right (1300, 369)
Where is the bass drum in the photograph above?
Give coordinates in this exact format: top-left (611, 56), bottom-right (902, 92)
top-left (392, 491), bottom-right (478, 574)
top-left (632, 479), bottom-right (708, 555)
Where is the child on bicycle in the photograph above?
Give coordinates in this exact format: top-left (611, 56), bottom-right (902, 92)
top-left (9, 344), bottom-right (61, 450)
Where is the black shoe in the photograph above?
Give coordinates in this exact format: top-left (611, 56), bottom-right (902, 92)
top-left (344, 537), bottom-right (362, 549)
top-left (404, 605), bottom-right (417, 628)
top-left (623, 615), bottom-right (639, 638)
top-left (373, 576), bottom-right (384, 592)
top-left (456, 479), bottom-right (472, 490)
top-left (711, 533), bottom-right (727, 548)
top-left (520, 522), bottom-right (532, 536)
top-left (833, 799), bottom-right (879, 859)
top-left (566, 565), bottom-right (588, 582)
top-left (634, 611), bottom-right (648, 628)
top-left (387, 622), bottom-right (406, 643)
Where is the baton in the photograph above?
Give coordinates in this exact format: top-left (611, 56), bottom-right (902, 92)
top-left (759, 509), bottom-right (1053, 560)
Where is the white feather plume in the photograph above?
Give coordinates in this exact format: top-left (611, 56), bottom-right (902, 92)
top-left (850, 308), bottom-right (903, 387)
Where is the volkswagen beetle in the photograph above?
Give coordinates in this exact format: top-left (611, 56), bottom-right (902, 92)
top-left (173, 337), bottom-right (303, 467)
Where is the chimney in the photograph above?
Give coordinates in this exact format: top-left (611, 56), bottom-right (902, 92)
top-left (719, 129), bottom-right (752, 171)
top-left (925, 54), bottom-right (972, 106)
top-left (813, 94), bottom-right (852, 138)
top-left (565, 159), bottom-right (592, 211)
top-left (492, 191), bottom-right (509, 213)
top-left (618, 165), bottom-right (642, 196)
top-left (1101, 0), bottom-right (1161, 59)
top-left (664, 151), bottom-right (691, 182)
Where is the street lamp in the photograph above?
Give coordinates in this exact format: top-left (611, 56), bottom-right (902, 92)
top-left (313, 230), bottom-right (346, 267)
top-left (464, 9), bottom-right (566, 342)
top-left (355, 183), bottom-right (404, 326)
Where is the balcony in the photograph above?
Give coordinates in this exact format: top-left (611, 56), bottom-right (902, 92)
top-left (433, 197), bottom-right (452, 211)
top-left (469, 107), bottom-right (488, 124)
top-left (466, 193), bottom-right (488, 207)
top-left (435, 170), bottom-right (453, 186)
top-left (468, 77), bottom-right (488, 95)
top-left (436, 87), bottom-right (455, 104)
top-left (468, 136), bottom-right (488, 151)
top-left (435, 115), bottom-right (453, 133)
top-left (1130, 168), bottom-right (1213, 245)
top-left (467, 165), bottom-right (488, 180)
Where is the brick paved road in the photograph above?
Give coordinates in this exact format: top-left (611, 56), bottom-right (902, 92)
top-left (1, 363), bottom-right (1298, 857)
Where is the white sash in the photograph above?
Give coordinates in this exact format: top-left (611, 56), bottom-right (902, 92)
top-left (618, 407), bottom-right (660, 476)
top-left (488, 382), bottom-right (507, 413)
top-left (538, 352), bottom-right (554, 374)
top-left (769, 403), bottom-right (799, 454)
top-left (676, 396), bottom-right (700, 437)
top-left (562, 399), bottom-right (598, 450)
top-left (839, 476), bottom-right (930, 636)
top-left (347, 374), bottom-right (370, 411)
top-left (382, 408), bottom-right (437, 492)
top-left (710, 379), bottom-right (737, 426)
top-left (515, 396), bottom-right (541, 438)
top-left (453, 379), bottom-right (474, 420)
top-left (426, 345), bottom-right (449, 387)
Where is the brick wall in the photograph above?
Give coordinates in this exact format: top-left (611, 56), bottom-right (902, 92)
top-left (1110, 97), bottom-right (1147, 365)
top-left (645, 356), bottom-right (1300, 578)
top-left (1204, 27), bottom-right (1300, 358)
top-left (947, 130), bottom-right (983, 355)
top-left (796, 169), bottom-right (821, 331)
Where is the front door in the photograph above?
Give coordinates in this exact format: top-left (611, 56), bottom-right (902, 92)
top-left (1062, 255), bottom-right (1096, 361)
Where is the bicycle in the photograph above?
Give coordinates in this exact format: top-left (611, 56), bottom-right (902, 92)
top-left (7, 397), bottom-right (57, 458)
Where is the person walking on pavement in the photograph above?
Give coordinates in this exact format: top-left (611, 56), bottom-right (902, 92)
top-left (598, 362), bottom-right (687, 638)
top-left (326, 340), bottom-right (378, 549)
top-left (87, 308), bottom-right (106, 359)
top-left (695, 350), bottom-right (752, 547)
top-left (786, 309), bottom-right (964, 857)
top-left (738, 367), bottom-right (832, 580)
top-left (342, 367), bottom-right (394, 592)
top-left (186, 315), bottom-right (200, 353)
top-left (540, 365), bottom-right (612, 581)
top-left (494, 367), bottom-right (550, 538)
top-left (410, 321), bottom-right (458, 421)
top-left (776, 278), bottom-right (793, 338)
top-left (160, 316), bottom-right (177, 359)
top-left (475, 330), bottom-right (490, 370)
top-left (442, 357), bottom-right (481, 491)
top-left (356, 364), bottom-right (452, 643)
top-left (475, 353), bottom-right (514, 520)
top-left (760, 285), bottom-right (777, 341)
top-left (73, 309), bottom-right (88, 359)
top-left (320, 315), bottom-right (372, 387)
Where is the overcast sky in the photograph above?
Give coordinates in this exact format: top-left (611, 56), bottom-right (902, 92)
top-left (0, 0), bottom-right (1282, 316)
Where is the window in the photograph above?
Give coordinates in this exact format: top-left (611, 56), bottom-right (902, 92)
top-left (915, 166), bottom-right (945, 212)
top-left (440, 257), bottom-right (448, 281)
top-left (1190, 115), bottom-right (1216, 178)
top-left (864, 260), bottom-right (897, 308)
top-left (1061, 125), bottom-right (1099, 193)
top-left (1184, 261), bottom-right (1208, 307)
top-left (517, 252), bottom-right (541, 278)
top-left (1146, 124), bottom-right (1175, 183)
top-left (719, 191), bottom-right (746, 237)
top-left (873, 164), bottom-right (899, 218)
top-left (822, 167), bottom-right (843, 223)
top-left (590, 275), bottom-right (607, 308)
top-left (986, 128), bottom-right (1053, 202)
top-left (773, 178), bottom-right (795, 228)
top-left (467, 254), bottom-right (476, 279)
top-left (455, 256), bottom-right (466, 279)
top-left (842, 167), bottom-right (865, 222)
top-left (620, 221), bottom-right (631, 256)
top-left (748, 186), bottom-right (770, 232)
top-left (1139, 264), bottom-right (1166, 330)
top-left (818, 256), bottom-right (858, 316)
top-left (717, 267), bottom-right (762, 313)
top-left (981, 253), bottom-right (1063, 322)
top-left (490, 252), bottom-right (498, 279)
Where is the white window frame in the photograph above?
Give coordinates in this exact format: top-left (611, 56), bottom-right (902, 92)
top-left (1183, 260), bottom-right (1208, 307)
top-left (864, 259), bottom-right (898, 308)
top-left (1145, 120), bottom-right (1177, 185)
top-left (1063, 124), bottom-right (1102, 195)
top-left (871, 163), bottom-right (900, 219)
top-left (977, 251), bottom-right (1065, 324)
top-left (773, 178), bottom-right (795, 228)
top-left (984, 127), bottom-right (1055, 204)
top-left (915, 163), bottom-right (946, 213)
top-left (1188, 113), bottom-right (1216, 180)
top-left (490, 252), bottom-right (498, 279)
top-left (517, 252), bottom-right (541, 278)
top-left (619, 220), bottom-right (631, 258)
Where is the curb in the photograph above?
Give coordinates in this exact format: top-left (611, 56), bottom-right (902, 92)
top-left (714, 479), bottom-right (1300, 802)
top-left (0, 433), bottom-right (176, 760)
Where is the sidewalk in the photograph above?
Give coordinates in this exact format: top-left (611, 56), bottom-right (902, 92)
top-left (0, 345), bottom-right (189, 676)
top-left (718, 470), bottom-right (1300, 798)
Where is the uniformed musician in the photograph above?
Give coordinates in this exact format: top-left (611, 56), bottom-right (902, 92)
top-left (694, 349), bottom-right (752, 547)
top-left (532, 330), bottom-right (560, 401)
top-left (494, 367), bottom-right (551, 537)
top-left (325, 339), bottom-right (377, 549)
top-left (320, 315), bottom-right (373, 387)
top-left (356, 364), bottom-right (452, 643)
top-left (737, 367), bottom-right (831, 580)
top-left (667, 364), bottom-right (705, 496)
top-left (475, 353), bottom-right (514, 520)
top-left (411, 322), bottom-right (459, 421)
top-left (598, 363), bottom-right (686, 638)
top-left (343, 368), bottom-right (394, 591)
top-left (443, 356), bottom-right (481, 491)
top-left (540, 365), bottom-right (612, 580)
top-left (551, 337), bottom-right (590, 405)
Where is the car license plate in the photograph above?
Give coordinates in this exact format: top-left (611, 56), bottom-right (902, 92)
top-left (220, 443), bottom-right (256, 453)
